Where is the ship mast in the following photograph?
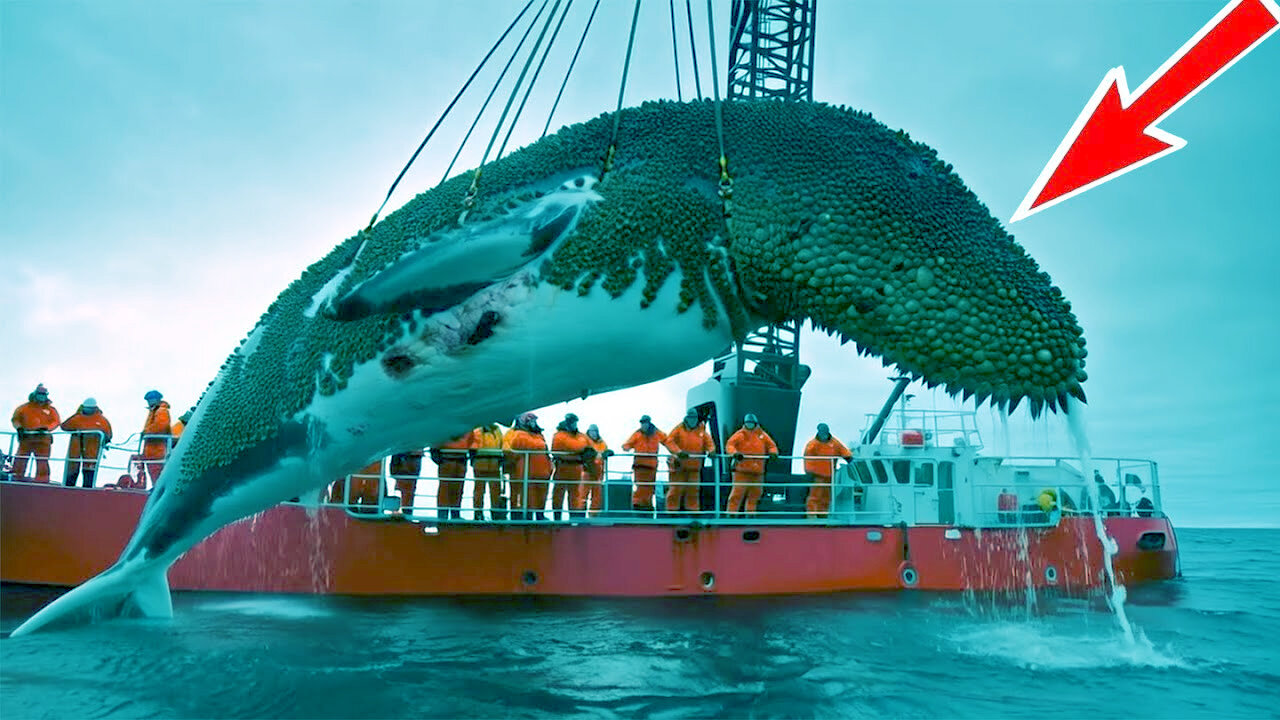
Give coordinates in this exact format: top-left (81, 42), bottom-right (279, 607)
top-left (686, 0), bottom-right (817, 464)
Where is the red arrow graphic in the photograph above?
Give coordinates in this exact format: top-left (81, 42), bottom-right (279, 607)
top-left (1011, 0), bottom-right (1280, 223)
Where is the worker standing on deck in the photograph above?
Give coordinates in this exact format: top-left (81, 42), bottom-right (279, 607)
top-left (663, 410), bottom-right (715, 514)
top-left (551, 413), bottom-right (592, 521)
top-left (10, 384), bottom-right (60, 482)
top-left (471, 423), bottom-right (506, 520)
top-left (504, 412), bottom-right (551, 521)
top-left (725, 413), bottom-right (779, 517)
top-left (140, 390), bottom-right (171, 487)
top-left (622, 415), bottom-right (667, 513)
top-left (431, 432), bottom-right (474, 520)
top-left (389, 449), bottom-right (425, 514)
top-left (802, 423), bottom-right (853, 518)
top-left (576, 424), bottom-right (610, 515)
top-left (60, 398), bottom-right (113, 488)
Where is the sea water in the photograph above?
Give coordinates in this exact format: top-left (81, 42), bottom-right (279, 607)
top-left (1, 529), bottom-right (1277, 718)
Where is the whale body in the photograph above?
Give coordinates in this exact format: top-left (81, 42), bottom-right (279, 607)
top-left (12, 100), bottom-right (1086, 635)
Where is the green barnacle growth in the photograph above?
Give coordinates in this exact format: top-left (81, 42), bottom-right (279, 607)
top-left (720, 100), bottom-right (1086, 413)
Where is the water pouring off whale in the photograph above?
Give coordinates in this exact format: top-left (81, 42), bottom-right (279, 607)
top-left (11, 99), bottom-right (1089, 636)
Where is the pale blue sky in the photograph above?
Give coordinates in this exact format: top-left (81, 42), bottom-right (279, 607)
top-left (2, 1), bottom-right (1276, 527)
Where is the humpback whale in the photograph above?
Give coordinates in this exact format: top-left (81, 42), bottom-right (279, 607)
top-left (12, 100), bottom-right (1087, 635)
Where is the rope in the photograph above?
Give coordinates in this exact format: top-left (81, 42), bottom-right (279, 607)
top-left (466, 0), bottom-right (565, 211)
top-left (685, 0), bottom-right (702, 100)
top-left (602, 0), bottom-right (643, 178)
top-left (497, 0), bottom-right (575, 161)
top-left (440, 0), bottom-right (550, 186)
top-left (364, 0), bottom-right (538, 232)
top-left (542, 0), bottom-right (601, 138)
top-left (669, 0), bottom-right (683, 102)
top-left (705, 0), bottom-right (731, 201)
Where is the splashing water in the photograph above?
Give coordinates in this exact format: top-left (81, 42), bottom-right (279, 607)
top-left (948, 620), bottom-right (1184, 670)
top-left (1065, 397), bottom-right (1135, 643)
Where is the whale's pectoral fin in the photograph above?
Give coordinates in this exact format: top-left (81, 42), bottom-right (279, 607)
top-left (11, 562), bottom-right (172, 637)
top-left (326, 178), bottom-right (603, 322)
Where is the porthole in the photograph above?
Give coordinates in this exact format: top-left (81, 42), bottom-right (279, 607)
top-left (742, 530), bottom-right (760, 543)
top-left (674, 528), bottom-right (692, 542)
top-left (899, 562), bottom-right (918, 587)
top-left (700, 571), bottom-right (716, 590)
top-left (521, 570), bottom-right (538, 586)
top-left (1045, 565), bottom-right (1059, 585)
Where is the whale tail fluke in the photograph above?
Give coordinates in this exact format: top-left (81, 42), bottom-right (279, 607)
top-left (10, 562), bottom-right (172, 637)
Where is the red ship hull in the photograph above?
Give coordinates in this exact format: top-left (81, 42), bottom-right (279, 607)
top-left (0, 481), bottom-right (1179, 596)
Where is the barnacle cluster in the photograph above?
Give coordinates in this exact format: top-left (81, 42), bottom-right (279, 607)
top-left (716, 101), bottom-right (1086, 414)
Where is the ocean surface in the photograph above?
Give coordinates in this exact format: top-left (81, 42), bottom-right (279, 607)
top-left (1, 528), bottom-right (1277, 719)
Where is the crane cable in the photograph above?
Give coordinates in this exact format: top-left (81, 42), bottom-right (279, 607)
top-left (705, 0), bottom-right (731, 206)
top-left (669, 0), bottom-right (683, 102)
top-left (542, 0), bottom-right (601, 138)
top-left (461, 0), bottom-right (566, 218)
top-left (364, 0), bottom-right (539, 233)
top-left (601, 0), bottom-right (643, 178)
top-left (496, 0), bottom-right (576, 161)
top-left (440, 0), bottom-right (549, 186)
top-left (685, 0), bottom-right (703, 100)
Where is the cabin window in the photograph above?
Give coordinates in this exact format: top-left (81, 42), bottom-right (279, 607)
top-left (939, 461), bottom-right (954, 488)
top-left (852, 461), bottom-right (875, 485)
top-left (872, 460), bottom-right (890, 484)
top-left (915, 462), bottom-right (935, 486)
top-left (893, 460), bottom-right (911, 484)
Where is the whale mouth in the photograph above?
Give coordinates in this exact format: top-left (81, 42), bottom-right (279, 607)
top-left (377, 271), bottom-right (533, 381)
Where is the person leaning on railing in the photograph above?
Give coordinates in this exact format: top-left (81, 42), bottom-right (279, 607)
top-left (802, 423), bottom-right (853, 519)
top-left (663, 410), bottom-right (715, 514)
top-left (431, 431), bottom-right (474, 520)
top-left (139, 390), bottom-right (171, 487)
top-left (470, 422), bottom-right (506, 521)
top-left (504, 412), bottom-right (551, 521)
top-left (575, 424), bottom-right (611, 515)
top-left (551, 413), bottom-right (592, 521)
top-left (60, 397), bottom-right (113, 488)
top-left (725, 413), bottom-right (779, 517)
top-left (10, 384), bottom-right (60, 482)
top-left (622, 415), bottom-right (667, 513)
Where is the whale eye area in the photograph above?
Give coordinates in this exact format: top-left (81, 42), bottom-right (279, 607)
top-left (382, 353), bottom-right (416, 379)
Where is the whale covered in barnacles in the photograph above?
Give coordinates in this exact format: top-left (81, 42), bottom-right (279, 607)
top-left (13, 99), bottom-right (1086, 635)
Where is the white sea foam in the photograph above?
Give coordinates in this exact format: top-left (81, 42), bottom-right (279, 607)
top-left (196, 598), bottom-right (334, 619)
top-left (948, 621), bottom-right (1187, 670)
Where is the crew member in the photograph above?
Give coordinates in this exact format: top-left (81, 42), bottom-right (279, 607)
top-left (622, 415), bottom-right (667, 513)
top-left (140, 390), bottom-right (171, 487)
top-left (10, 384), bottom-right (60, 482)
top-left (725, 413), bottom-right (779, 516)
top-left (170, 407), bottom-right (195, 448)
top-left (504, 412), bottom-right (551, 520)
top-left (551, 413), bottom-right (592, 521)
top-left (663, 410), bottom-right (715, 513)
top-left (471, 423), bottom-right (506, 521)
top-left (389, 449), bottom-right (425, 513)
top-left (60, 398), bottom-right (113, 488)
top-left (576, 424), bottom-right (610, 515)
top-left (432, 432), bottom-right (474, 520)
top-left (802, 423), bottom-right (852, 518)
